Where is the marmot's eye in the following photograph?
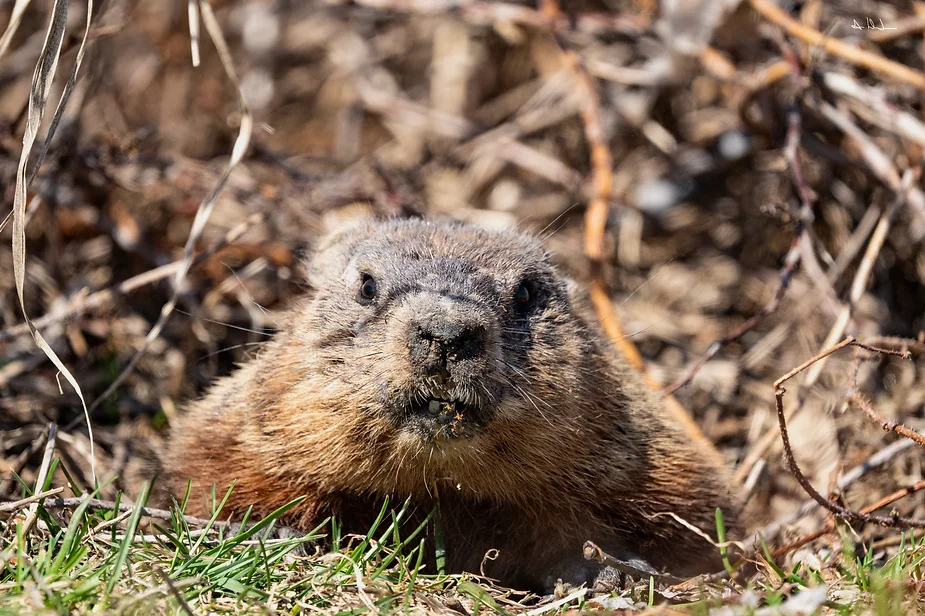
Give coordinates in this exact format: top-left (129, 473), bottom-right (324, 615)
top-left (358, 274), bottom-right (377, 303)
top-left (514, 281), bottom-right (534, 308)
top-left (515, 284), bottom-right (531, 305)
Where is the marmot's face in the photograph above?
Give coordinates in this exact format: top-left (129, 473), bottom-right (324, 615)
top-left (304, 219), bottom-right (581, 452)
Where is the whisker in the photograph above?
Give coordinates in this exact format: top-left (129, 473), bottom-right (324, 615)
top-left (196, 341), bottom-right (270, 362)
top-left (535, 201), bottom-right (582, 240)
top-left (176, 308), bottom-right (276, 336)
top-left (621, 258), bottom-right (674, 305)
top-left (493, 360), bottom-right (555, 426)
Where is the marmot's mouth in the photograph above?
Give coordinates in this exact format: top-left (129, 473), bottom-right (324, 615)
top-left (408, 398), bottom-right (471, 439)
top-left (391, 375), bottom-right (497, 440)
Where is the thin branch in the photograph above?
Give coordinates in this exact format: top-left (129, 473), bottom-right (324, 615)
top-left (533, 0), bottom-right (724, 461)
top-left (21, 424), bottom-right (57, 536)
top-left (774, 337), bottom-right (925, 529)
top-left (822, 72), bottom-right (925, 147)
top-left (0, 212), bottom-right (266, 344)
top-left (747, 0), bottom-right (925, 88)
top-left (667, 44), bottom-right (814, 395)
top-left (582, 541), bottom-right (682, 584)
top-left (771, 478), bottom-right (925, 559)
top-left (761, 438), bottom-right (918, 542)
top-left (37, 496), bottom-right (228, 528)
top-left (817, 102), bottom-right (925, 222)
top-left (847, 350), bottom-right (925, 447)
top-left (0, 487), bottom-right (64, 514)
top-left (735, 168), bottom-right (920, 484)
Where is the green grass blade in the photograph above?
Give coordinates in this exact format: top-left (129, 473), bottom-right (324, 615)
top-left (105, 480), bottom-right (152, 595)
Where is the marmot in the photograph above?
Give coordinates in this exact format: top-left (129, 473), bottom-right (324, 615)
top-left (163, 218), bottom-right (739, 591)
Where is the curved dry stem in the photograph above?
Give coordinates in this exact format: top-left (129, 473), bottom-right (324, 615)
top-left (90, 0), bottom-right (253, 412)
top-left (11, 0), bottom-right (97, 484)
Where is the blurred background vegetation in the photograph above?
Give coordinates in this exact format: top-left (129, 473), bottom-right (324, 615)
top-left (2, 0), bottom-right (925, 613)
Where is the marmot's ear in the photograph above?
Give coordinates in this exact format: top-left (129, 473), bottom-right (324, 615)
top-left (320, 202), bottom-right (377, 237)
top-left (297, 204), bottom-right (378, 286)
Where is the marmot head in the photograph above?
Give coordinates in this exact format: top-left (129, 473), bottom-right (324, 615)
top-left (295, 218), bottom-right (592, 459)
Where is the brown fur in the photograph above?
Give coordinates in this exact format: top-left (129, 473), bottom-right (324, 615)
top-left (163, 218), bottom-right (739, 591)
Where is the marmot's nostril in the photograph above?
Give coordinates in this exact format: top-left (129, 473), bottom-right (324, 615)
top-left (410, 320), bottom-right (486, 369)
top-left (445, 325), bottom-right (485, 361)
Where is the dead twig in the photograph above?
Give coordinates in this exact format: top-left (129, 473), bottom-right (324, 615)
top-left (847, 349), bottom-right (925, 447)
top-left (20, 424), bottom-right (57, 537)
top-left (712, 438), bottom-right (920, 577)
top-left (774, 337), bottom-right (925, 529)
top-left (36, 496), bottom-right (228, 528)
top-left (822, 72), bottom-right (925, 147)
top-left (0, 487), bottom-right (64, 514)
top-left (667, 44), bottom-right (823, 395)
top-left (816, 102), bottom-right (925, 224)
top-left (777, 44), bottom-right (835, 302)
top-left (804, 169), bottom-right (914, 378)
top-left (735, 168), bottom-right (920, 483)
top-left (772, 478), bottom-right (925, 560)
top-left (858, 480), bottom-right (925, 518)
top-left (538, 0), bottom-right (723, 462)
top-left (89, 0), bottom-right (253, 412)
top-left (760, 437), bottom-right (919, 543)
top-left (0, 212), bottom-right (266, 344)
top-left (582, 541), bottom-right (683, 584)
top-left (747, 0), bottom-right (925, 88)
top-left (0, 424), bottom-right (53, 493)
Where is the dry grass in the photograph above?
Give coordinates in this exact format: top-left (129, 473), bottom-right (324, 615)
top-left (3, 0), bottom-right (925, 613)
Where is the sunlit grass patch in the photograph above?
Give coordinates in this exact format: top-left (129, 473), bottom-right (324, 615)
top-left (0, 467), bottom-right (550, 614)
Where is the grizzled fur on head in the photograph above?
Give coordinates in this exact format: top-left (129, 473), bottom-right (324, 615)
top-left (164, 218), bottom-right (740, 591)
top-left (301, 219), bottom-right (577, 444)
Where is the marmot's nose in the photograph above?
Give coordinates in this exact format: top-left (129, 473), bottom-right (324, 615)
top-left (409, 318), bottom-right (486, 372)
